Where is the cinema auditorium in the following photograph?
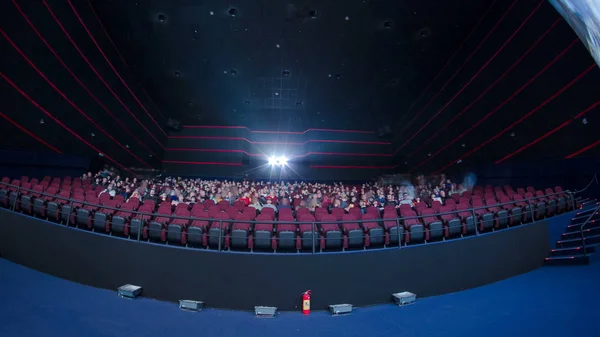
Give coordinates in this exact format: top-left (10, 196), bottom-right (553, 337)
top-left (1, 0), bottom-right (599, 336)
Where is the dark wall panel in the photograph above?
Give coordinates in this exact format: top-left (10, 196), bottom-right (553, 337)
top-left (0, 209), bottom-right (551, 311)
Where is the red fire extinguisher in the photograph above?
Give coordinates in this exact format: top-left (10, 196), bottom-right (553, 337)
top-left (302, 290), bottom-right (311, 315)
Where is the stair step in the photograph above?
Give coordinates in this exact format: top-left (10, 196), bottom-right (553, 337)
top-left (557, 234), bottom-right (600, 247)
top-left (578, 200), bottom-right (599, 210)
top-left (562, 226), bottom-right (600, 238)
top-left (544, 254), bottom-right (590, 266)
top-left (567, 217), bottom-right (599, 230)
top-left (573, 209), bottom-right (598, 219)
top-left (550, 245), bottom-right (596, 257)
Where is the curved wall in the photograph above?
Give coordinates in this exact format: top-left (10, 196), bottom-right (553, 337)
top-left (0, 209), bottom-right (551, 311)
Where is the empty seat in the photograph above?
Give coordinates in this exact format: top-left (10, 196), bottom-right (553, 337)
top-left (93, 199), bottom-right (117, 233)
top-left (319, 214), bottom-right (342, 250)
top-left (7, 179), bottom-right (21, 209)
top-left (525, 192), bottom-right (545, 219)
top-left (341, 214), bottom-right (363, 248)
top-left (498, 195), bottom-right (521, 225)
top-left (34, 186), bottom-right (57, 218)
top-left (513, 194), bottom-right (532, 222)
top-left (439, 205), bottom-right (462, 237)
top-left (76, 195), bottom-right (99, 229)
top-left (112, 202), bottom-right (136, 236)
top-left (383, 211), bottom-right (404, 246)
top-left (146, 206), bottom-right (172, 242)
top-left (472, 198), bottom-right (493, 232)
top-left (21, 184), bottom-right (42, 214)
top-left (229, 214), bottom-right (253, 249)
top-left (168, 209), bottom-right (190, 245)
top-left (361, 213), bottom-right (384, 246)
top-left (187, 220), bottom-right (208, 247)
top-left (254, 214), bottom-right (275, 250)
top-left (208, 212), bottom-right (230, 248)
top-left (49, 190), bottom-right (72, 222)
top-left (456, 203), bottom-right (476, 234)
top-left (404, 210), bottom-right (425, 243)
top-left (421, 208), bottom-right (443, 240)
top-left (298, 214), bottom-right (317, 250)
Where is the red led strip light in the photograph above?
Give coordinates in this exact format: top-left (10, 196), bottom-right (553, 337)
top-left (166, 148), bottom-right (393, 158)
top-left (42, 0), bottom-right (165, 149)
top-left (162, 160), bottom-right (243, 166)
top-left (0, 111), bottom-right (62, 154)
top-left (404, 18), bottom-right (561, 161)
top-left (496, 100), bottom-right (600, 163)
top-left (432, 64), bottom-right (596, 174)
top-left (1, 29), bottom-right (152, 169)
top-left (565, 139), bottom-right (600, 159)
top-left (395, 0), bottom-right (522, 137)
top-left (11, 0), bottom-right (161, 160)
top-left (65, 0), bottom-right (167, 137)
top-left (408, 38), bottom-right (580, 173)
top-left (182, 125), bottom-right (374, 135)
top-left (401, 0), bottom-right (500, 120)
top-left (169, 136), bottom-right (390, 145)
top-left (394, 0), bottom-right (546, 155)
top-left (85, 0), bottom-right (166, 121)
top-left (1, 73), bottom-right (134, 175)
top-left (309, 165), bottom-right (394, 169)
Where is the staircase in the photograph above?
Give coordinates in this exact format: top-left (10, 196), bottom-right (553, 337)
top-left (545, 198), bottom-right (600, 266)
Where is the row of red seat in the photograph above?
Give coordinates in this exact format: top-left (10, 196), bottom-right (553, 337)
top-left (0, 176), bottom-right (573, 251)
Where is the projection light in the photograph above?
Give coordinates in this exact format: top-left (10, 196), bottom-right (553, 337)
top-left (392, 291), bottom-right (417, 306)
top-left (268, 156), bottom-right (288, 166)
top-left (118, 284), bottom-right (142, 299)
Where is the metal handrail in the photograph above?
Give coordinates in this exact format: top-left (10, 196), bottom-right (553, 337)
top-left (571, 173), bottom-right (598, 194)
top-left (0, 181), bottom-right (576, 225)
top-left (0, 175), bottom-right (596, 255)
top-left (580, 202), bottom-right (600, 257)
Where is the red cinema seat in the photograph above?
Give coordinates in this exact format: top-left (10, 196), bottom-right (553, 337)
top-left (319, 214), bottom-right (342, 250)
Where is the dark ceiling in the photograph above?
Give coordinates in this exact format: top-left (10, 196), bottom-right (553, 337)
top-left (0, 0), bottom-right (598, 179)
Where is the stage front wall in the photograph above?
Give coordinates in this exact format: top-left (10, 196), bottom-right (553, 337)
top-left (0, 209), bottom-right (551, 311)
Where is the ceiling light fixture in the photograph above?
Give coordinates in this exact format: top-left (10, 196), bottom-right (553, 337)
top-left (582, 117), bottom-right (588, 125)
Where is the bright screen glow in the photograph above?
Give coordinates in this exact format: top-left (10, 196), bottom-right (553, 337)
top-left (268, 156), bottom-right (288, 166)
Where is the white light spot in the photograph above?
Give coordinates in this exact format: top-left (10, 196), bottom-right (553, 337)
top-left (328, 74), bottom-right (332, 78)
top-left (209, 11), bottom-right (214, 15)
top-left (276, 44), bottom-right (280, 48)
top-left (457, 159), bottom-right (462, 164)
top-left (345, 16), bottom-right (350, 21)
top-left (275, 92), bottom-right (279, 96)
top-left (224, 70), bottom-right (227, 74)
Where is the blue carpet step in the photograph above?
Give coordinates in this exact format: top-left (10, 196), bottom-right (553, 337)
top-left (567, 217), bottom-right (599, 232)
top-left (549, 245), bottom-right (596, 257)
top-left (557, 234), bottom-right (600, 248)
top-left (562, 225), bottom-right (600, 239)
top-left (544, 254), bottom-right (591, 266)
top-left (578, 200), bottom-right (599, 210)
top-left (572, 208), bottom-right (599, 219)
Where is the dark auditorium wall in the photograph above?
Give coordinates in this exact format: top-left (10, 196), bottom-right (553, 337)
top-left (1, 0), bottom-right (166, 174)
top-left (0, 209), bottom-right (552, 311)
top-left (461, 157), bottom-right (600, 197)
top-left (163, 127), bottom-right (394, 180)
top-left (0, 149), bottom-right (89, 180)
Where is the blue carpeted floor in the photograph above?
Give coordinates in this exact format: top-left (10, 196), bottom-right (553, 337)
top-left (0, 258), bottom-right (598, 337)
